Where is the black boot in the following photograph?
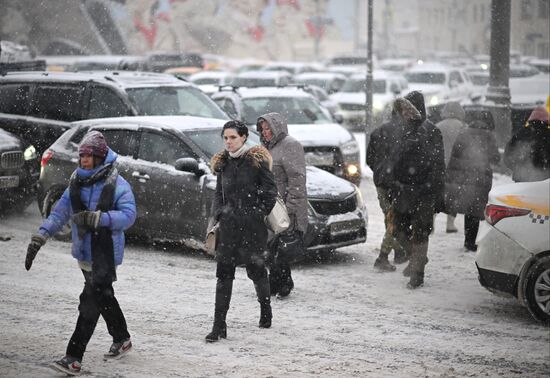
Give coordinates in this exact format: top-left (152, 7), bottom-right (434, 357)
top-left (374, 253), bottom-right (396, 272)
top-left (205, 278), bottom-right (232, 342)
top-left (277, 262), bottom-right (294, 298)
top-left (393, 248), bottom-right (408, 265)
top-left (254, 277), bottom-right (272, 328)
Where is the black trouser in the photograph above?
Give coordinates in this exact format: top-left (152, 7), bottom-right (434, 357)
top-left (66, 270), bottom-right (130, 360)
top-left (464, 214), bottom-right (480, 247)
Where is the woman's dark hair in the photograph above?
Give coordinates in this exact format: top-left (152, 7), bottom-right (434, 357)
top-left (221, 120), bottom-right (249, 138)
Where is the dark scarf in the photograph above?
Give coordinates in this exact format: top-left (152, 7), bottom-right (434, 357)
top-left (69, 164), bottom-right (118, 284)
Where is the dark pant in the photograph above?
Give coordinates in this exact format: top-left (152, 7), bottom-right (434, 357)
top-left (464, 214), bottom-right (480, 247)
top-left (376, 187), bottom-right (405, 257)
top-left (66, 270), bottom-right (130, 360)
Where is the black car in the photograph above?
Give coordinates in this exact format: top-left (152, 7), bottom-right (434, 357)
top-left (38, 116), bottom-right (367, 255)
top-left (0, 71), bottom-right (227, 156)
top-left (0, 128), bottom-right (39, 211)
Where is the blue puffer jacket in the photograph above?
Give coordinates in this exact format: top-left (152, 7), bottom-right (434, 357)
top-left (39, 149), bottom-right (136, 266)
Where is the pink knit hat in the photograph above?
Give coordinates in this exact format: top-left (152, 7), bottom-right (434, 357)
top-left (79, 131), bottom-right (108, 158)
top-left (527, 106), bottom-right (549, 123)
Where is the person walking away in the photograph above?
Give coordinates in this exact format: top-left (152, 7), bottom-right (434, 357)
top-left (435, 102), bottom-right (467, 233)
top-left (257, 113), bottom-right (308, 297)
top-left (445, 110), bottom-right (500, 251)
top-left (390, 97), bottom-right (445, 289)
top-left (367, 107), bottom-right (408, 271)
top-left (24, 131), bottom-right (137, 376)
top-left (206, 121), bottom-right (277, 342)
top-left (504, 106), bottom-right (550, 182)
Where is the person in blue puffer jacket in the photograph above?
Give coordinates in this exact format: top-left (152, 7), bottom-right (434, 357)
top-left (24, 131), bottom-right (136, 376)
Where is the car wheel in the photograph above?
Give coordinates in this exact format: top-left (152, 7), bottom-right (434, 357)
top-left (523, 255), bottom-right (550, 324)
top-left (46, 195), bottom-right (72, 242)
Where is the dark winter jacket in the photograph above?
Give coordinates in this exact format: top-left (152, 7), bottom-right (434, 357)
top-left (390, 96), bottom-right (446, 214)
top-left (211, 146), bottom-right (278, 265)
top-left (366, 111), bottom-right (404, 189)
top-left (38, 149), bottom-right (137, 266)
top-left (258, 112), bottom-right (308, 233)
top-left (445, 121), bottom-right (500, 218)
top-left (504, 125), bottom-right (550, 183)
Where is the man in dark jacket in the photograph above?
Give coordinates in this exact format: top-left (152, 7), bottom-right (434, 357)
top-left (25, 131), bottom-right (137, 375)
top-left (391, 95), bottom-right (445, 288)
top-left (367, 108), bottom-right (407, 271)
top-left (257, 112), bottom-right (308, 297)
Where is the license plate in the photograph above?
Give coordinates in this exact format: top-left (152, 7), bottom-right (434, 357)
top-left (330, 220), bottom-right (362, 237)
top-left (0, 176), bottom-right (19, 189)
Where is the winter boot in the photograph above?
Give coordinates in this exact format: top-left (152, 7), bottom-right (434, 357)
top-left (407, 241), bottom-right (428, 289)
top-left (104, 338), bottom-right (132, 360)
top-left (393, 248), bottom-right (408, 265)
top-left (277, 263), bottom-right (294, 298)
top-left (446, 215), bottom-right (458, 233)
top-left (50, 355), bottom-right (82, 376)
top-left (254, 277), bottom-right (272, 328)
top-left (205, 278), bottom-right (233, 342)
top-left (374, 253), bottom-right (396, 272)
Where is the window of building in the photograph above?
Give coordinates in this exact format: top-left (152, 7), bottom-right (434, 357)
top-left (521, 0), bottom-right (533, 20)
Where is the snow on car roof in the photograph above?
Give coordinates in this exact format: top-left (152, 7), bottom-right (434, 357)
top-left (0, 70), bottom-right (187, 87)
top-left (73, 115), bottom-right (227, 132)
top-left (407, 63), bottom-right (454, 73)
top-left (235, 86), bottom-right (314, 99)
top-left (235, 70), bottom-right (291, 79)
top-left (188, 71), bottom-right (233, 80)
top-left (294, 72), bottom-right (346, 80)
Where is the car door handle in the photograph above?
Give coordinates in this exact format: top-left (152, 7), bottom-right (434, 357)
top-left (132, 171), bottom-right (150, 181)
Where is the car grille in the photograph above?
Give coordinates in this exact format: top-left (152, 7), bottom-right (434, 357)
top-left (310, 195), bottom-right (357, 215)
top-left (1, 151), bottom-right (24, 169)
top-left (339, 103), bottom-right (365, 111)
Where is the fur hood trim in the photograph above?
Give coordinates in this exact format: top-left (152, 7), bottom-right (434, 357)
top-left (210, 146), bottom-right (272, 174)
top-left (393, 97), bottom-right (422, 121)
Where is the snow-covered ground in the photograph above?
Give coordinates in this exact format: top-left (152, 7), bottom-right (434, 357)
top-left (1, 173), bottom-right (549, 378)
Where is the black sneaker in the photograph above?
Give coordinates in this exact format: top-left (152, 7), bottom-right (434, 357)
top-left (50, 355), bottom-right (82, 376)
top-left (104, 338), bottom-right (132, 360)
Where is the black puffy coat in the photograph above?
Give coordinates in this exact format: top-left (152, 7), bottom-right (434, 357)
top-left (211, 146), bottom-right (278, 265)
top-left (445, 121), bottom-right (500, 218)
top-left (390, 97), bottom-right (446, 214)
top-left (504, 126), bottom-right (550, 182)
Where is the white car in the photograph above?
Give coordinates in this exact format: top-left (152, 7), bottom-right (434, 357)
top-left (293, 72), bottom-right (347, 94)
top-left (405, 63), bottom-right (473, 110)
top-left (188, 71), bottom-right (234, 96)
top-left (231, 70), bottom-right (292, 87)
top-left (329, 70), bottom-right (407, 130)
top-left (261, 61), bottom-right (323, 76)
top-left (476, 179), bottom-right (550, 323)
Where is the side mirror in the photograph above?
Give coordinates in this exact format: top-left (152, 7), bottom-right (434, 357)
top-left (174, 158), bottom-right (204, 176)
top-left (333, 113), bottom-right (344, 124)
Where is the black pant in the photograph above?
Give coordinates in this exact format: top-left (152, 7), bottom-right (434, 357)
top-left (464, 214), bottom-right (480, 247)
top-left (66, 270), bottom-right (130, 360)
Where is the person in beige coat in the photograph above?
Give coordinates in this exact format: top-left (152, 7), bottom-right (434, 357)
top-left (257, 112), bottom-right (308, 297)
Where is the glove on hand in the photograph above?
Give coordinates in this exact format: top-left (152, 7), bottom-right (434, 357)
top-left (71, 211), bottom-right (102, 230)
top-left (25, 234), bottom-right (47, 271)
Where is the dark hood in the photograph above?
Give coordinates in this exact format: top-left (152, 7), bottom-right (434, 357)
top-left (405, 91), bottom-right (427, 121)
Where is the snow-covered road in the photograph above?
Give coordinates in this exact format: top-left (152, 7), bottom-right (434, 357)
top-left (1, 175), bottom-right (548, 377)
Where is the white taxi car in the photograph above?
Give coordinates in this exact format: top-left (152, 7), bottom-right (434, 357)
top-left (476, 179), bottom-right (550, 323)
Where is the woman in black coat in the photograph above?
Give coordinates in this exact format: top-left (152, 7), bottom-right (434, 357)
top-left (206, 120), bottom-right (277, 342)
top-left (445, 111), bottom-right (500, 251)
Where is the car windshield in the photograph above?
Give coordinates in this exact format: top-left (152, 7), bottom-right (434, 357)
top-left (126, 86), bottom-right (228, 119)
top-left (186, 129), bottom-right (260, 158)
top-left (341, 79), bottom-right (386, 93)
top-left (241, 96), bottom-right (332, 125)
top-left (232, 77), bottom-right (277, 87)
top-left (405, 72), bottom-right (446, 84)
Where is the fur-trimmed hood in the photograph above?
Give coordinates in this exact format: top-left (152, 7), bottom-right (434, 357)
top-left (210, 145), bottom-right (273, 174)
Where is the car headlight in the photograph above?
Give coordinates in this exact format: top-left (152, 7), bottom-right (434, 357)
top-left (346, 163), bottom-right (360, 176)
top-left (341, 139), bottom-right (359, 155)
top-left (429, 95), bottom-right (439, 106)
top-left (24, 145), bottom-right (37, 161)
top-left (373, 99), bottom-right (384, 112)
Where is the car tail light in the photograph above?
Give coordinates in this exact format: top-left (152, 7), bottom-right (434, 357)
top-left (41, 150), bottom-right (54, 168)
top-left (484, 204), bottom-right (531, 226)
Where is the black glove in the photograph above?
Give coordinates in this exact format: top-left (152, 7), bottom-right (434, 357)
top-left (71, 211), bottom-right (102, 229)
top-left (25, 234), bottom-right (47, 271)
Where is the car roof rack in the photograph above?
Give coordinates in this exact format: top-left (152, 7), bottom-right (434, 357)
top-left (217, 85), bottom-right (240, 92)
